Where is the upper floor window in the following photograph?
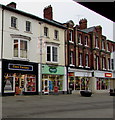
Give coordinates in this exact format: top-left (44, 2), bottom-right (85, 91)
top-left (11, 16), bottom-right (17, 28)
top-left (13, 39), bottom-right (28, 59)
top-left (79, 53), bottom-right (83, 66)
top-left (102, 57), bottom-right (106, 70)
top-left (26, 21), bottom-right (31, 32)
top-left (112, 45), bottom-right (114, 52)
top-left (96, 56), bottom-right (99, 70)
top-left (69, 31), bottom-right (73, 41)
top-left (70, 51), bottom-right (74, 65)
top-left (44, 27), bottom-right (49, 37)
top-left (95, 37), bottom-right (99, 48)
top-left (47, 46), bottom-right (58, 63)
top-left (85, 36), bottom-right (88, 46)
top-left (102, 40), bottom-right (105, 50)
top-left (85, 54), bottom-right (89, 67)
top-left (108, 58), bottom-right (111, 70)
top-left (107, 43), bottom-right (110, 51)
top-left (111, 59), bottom-right (114, 70)
top-left (78, 34), bottom-right (82, 44)
top-left (54, 30), bottom-right (59, 40)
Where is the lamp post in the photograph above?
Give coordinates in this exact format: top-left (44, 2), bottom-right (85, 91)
top-left (39, 21), bottom-right (43, 97)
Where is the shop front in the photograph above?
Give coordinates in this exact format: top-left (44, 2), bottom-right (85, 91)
top-left (93, 71), bottom-right (112, 93)
top-left (41, 64), bottom-right (66, 94)
top-left (68, 69), bottom-right (92, 92)
top-left (2, 59), bottom-right (38, 96)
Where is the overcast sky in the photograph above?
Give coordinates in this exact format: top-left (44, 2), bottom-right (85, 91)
top-left (0, 0), bottom-right (113, 40)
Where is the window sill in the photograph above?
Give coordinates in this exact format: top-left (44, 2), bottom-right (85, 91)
top-left (44, 36), bottom-right (50, 39)
top-left (78, 43), bottom-right (83, 46)
top-left (69, 64), bottom-right (75, 67)
top-left (46, 61), bottom-right (58, 65)
top-left (69, 41), bottom-right (74, 44)
top-left (79, 65), bottom-right (83, 68)
top-left (12, 57), bottom-right (29, 61)
top-left (9, 27), bottom-right (19, 31)
top-left (85, 66), bottom-right (90, 68)
top-left (24, 31), bottom-right (33, 34)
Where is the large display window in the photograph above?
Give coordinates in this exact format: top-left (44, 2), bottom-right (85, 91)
top-left (4, 73), bottom-right (36, 94)
top-left (96, 78), bottom-right (110, 90)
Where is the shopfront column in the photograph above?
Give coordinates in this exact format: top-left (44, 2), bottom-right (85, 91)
top-left (89, 77), bottom-right (96, 93)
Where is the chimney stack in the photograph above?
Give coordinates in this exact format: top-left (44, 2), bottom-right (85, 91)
top-left (7, 2), bottom-right (16, 8)
top-left (79, 18), bottom-right (87, 30)
top-left (44, 5), bottom-right (53, 20)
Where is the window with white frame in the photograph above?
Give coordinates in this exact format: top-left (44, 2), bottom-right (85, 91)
top-left (11, 16), bottom-right (17, 28)
top-left (47, 46), bottom-right (58, 63)
top-left (70, 51), bottom-right (74, 65)
top-left (13, 39), bottom-right (28, 59)
top-left (102, 57), bottom-right (106, 70)
top-left (69, 31), bottom-right (73, 41)
top-left (111, 59), bottom-right (114, 70)
top-left (108, 58), bottom-right (111, 70)
top-left (26, 21), bottom-right (31, 32)
top-left (79, 53), bottom-right (83, 66)
top-left (107, 43), bottom-right (110, 51)
top-left (44, 27), bottom-right (48, 37)
top-left (85, 54), bottom-right (89, 67)
top-left (95, 37), bottom-right (99, 48)
top-left (85, 36), bottom-right (88, 46)
top-left (54, 30), bottom-right (59, 40)
top-left (78, 34), bottom-right (82, 44)
top-left (102, 40), bottom-right (105, 50)
top-left (96, 56), bottom-right (99, 70)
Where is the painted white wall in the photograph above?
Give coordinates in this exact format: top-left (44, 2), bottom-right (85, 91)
top-left (3, 10), bottom-right (40, 63)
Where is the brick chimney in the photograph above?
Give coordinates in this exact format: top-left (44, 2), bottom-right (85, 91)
top-left (44, 5), bottom-right (53, 20)
top-left (7, 2), bottom-right (16, 8)
top-left (79, 18), bottom-right (87, 30)
top-left (95, 25), bottom-right (102, 35)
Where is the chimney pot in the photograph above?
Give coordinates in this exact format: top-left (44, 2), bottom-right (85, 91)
top-left (7, 2), bottom-right (16, 8)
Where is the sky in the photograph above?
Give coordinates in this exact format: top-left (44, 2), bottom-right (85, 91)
top-left (0, 0), bottom-right (114, 41)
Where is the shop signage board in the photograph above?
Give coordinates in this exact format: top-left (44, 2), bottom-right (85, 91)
top-left (8, 63), bottom-right (33, 71)
top-left (105, 73), bottom-right (112, 77)
top-left (42, 65), bottom-right (64, 75)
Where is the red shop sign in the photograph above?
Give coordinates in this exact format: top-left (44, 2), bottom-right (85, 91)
top-left (54, 86), bottom-right (58, 93)
top-left (105, 73), bottom-right (112, 77)
top-left (68, 72), bottom-right (74, 76)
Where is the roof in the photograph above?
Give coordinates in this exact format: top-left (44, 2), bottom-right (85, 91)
top-left (80, 27), bottom-right (95, 33)
top-left (0, 4), bottom-right (66, 29)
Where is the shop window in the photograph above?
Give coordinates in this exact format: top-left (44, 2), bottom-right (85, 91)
top-left (47, 46), bottom-right (58, 63)
top-left (4, 73), bottom-right (15, 93)
top-left (13, 39), bottom-right (28, 59)
top-left (26, 21), bottom-right (31, 32)
top-left (11, 16), bottom-right (17, 28)
top-left (96, 78), bottom-right (109, 90)
top-left (25, 75), bottom-right (36, 92)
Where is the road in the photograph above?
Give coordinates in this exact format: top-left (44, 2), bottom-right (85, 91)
top-left (1, 93), bottom-right (114, 119)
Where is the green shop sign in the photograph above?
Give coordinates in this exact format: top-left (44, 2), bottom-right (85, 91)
top-left (42, 65), bottom-right (64, 75)
top-left (49, 67), bottom-right (57, 73)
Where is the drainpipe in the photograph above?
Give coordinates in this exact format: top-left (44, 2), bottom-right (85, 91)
top-left (1, 7), bottom-right (4, 95)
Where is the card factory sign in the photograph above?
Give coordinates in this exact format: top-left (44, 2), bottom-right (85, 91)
top-left (8, 63), bottom-right (33, 71)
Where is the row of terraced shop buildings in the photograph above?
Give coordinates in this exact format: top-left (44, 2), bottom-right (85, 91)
top-left (0, 2), bottom-right (115, 96)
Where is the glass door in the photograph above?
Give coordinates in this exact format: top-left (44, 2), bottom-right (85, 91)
top-left (43, 79), bottom-right (49, 94)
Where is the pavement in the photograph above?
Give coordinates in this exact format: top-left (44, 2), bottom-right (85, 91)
top-left (1, 93), bottom-right (115, 119)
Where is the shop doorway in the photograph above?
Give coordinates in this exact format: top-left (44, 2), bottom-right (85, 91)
top-left (43, 79), bottom-right (49, 94)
